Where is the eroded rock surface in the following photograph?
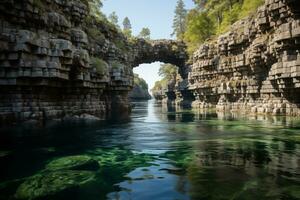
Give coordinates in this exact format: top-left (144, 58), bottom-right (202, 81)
top-left (0, 0), bottom-right (187, 124)
top-left (186, 0), bottom-right (300, 115)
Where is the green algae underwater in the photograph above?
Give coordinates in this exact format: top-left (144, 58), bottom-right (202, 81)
top-left (0, 100), bottom-right (299, 200)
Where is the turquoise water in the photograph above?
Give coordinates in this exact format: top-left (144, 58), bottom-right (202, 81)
top-left (0, 100), bottom-right (299, 200)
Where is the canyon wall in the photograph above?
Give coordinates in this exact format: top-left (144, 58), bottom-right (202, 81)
top-left (189, 0), bottom-right (300, 116)
top-left (0, 0), bottom-right (187, 124)
top-left (1, 0), bottom-right (299, 125)
top-left (155, 0), bottom-right (300, 116)
top-left (0, 0), bottom-right (134, 124)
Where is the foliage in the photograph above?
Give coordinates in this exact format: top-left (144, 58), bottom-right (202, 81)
top-left (184, 0), bottom-right (264, 54)
top-left (152, 79), bottom-right (167, 92)
top-left (216, 3), bottom-right (242, 34)
top-left (108, 11), bottom-right (119, 27)
top-left (122, 17), bottom-right (132, 38)
top-left (32, 0), bottom-right (45, 10)
top-left (158, 64), bottom-right (178, 80)
top-left (138, 27), bottom-right (151, 40)
top-left (172, 0), bottom-right (188, 40)
top-left (86, 27), bottom-right (106, 42)
top-left (239, 0), bottom-right (265, 18)
top-left (110, 61), bottom-right (125, 70)
top-left (87, 0), bottom-right (106, 21)
top-left (134, 74), bottom-right (148, 90)
top-left (152, 64), bottom-right (178, 91)
top-left (90, 57), bottom-right (109, 75)
top-left (184, 10), bottom-right (214, 53)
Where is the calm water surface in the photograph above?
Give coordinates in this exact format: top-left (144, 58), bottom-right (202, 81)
top-left (0, 100), bottom-right (300, 200)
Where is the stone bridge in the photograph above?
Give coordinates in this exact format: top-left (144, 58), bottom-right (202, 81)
top-left (131, 39), bottom-right (188, 77)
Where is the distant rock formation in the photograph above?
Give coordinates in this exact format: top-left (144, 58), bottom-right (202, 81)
top-left (128, 74), bottom-right (151, 100)
top-left (128, 85), bottom-right (151, 100)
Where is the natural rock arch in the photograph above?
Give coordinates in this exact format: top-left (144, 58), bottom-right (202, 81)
top-left (130, 39), bottom-right (189, 78)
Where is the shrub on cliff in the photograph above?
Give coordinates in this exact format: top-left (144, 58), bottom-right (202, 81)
top-left (134, 74), bottom-right (148, 90)
top-left (151, 64), bottom-right (178, 93)
top-left (110, 61), bottom-right (125, 71)
top-left (90, 57), bottom-right (109, 75)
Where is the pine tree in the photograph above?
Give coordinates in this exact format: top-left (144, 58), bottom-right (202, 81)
top-left (172, 0), bottom-right (187, 40)
top-left (122, 17), bottom-right (132, 38)
top-left (108, 11), bottom-right (119, 26)
top-left (138, 28), bottom-right (151, 40)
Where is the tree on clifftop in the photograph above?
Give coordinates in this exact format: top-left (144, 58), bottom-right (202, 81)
top-left (88, 0), bottom-right (104, 20)
top-left (159, 64), bottom-right (178, 81)
top-left (108, 11), bottom-right (119, 27)
top-left (172, 0), bottom-right (187, 40)
top-left (138, 28), bottom-right (151, 40)
top-left (122, 17), bottom-right (132, 38)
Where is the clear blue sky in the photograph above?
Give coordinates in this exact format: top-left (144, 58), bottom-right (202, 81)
top-left (102, 0), bottom-right (195, 92)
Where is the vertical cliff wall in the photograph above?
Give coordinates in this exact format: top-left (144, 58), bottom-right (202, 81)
top-left (0, 0), bottom-right (134, 124)
top-left (0, 0), bottom-right (188, 124)
top-left (188, 0), bottom-right (300, 115)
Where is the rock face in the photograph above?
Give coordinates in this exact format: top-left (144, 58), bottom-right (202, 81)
top-left (0, 0), bottom-right (187, 124)
top-left (154, 0), bottom-right (300, 116)
top-left (1, 0), bottom-right (299, 124)
top-left (128, 85), bottom-right (151, 100)
top-left (189, 0), bottom-right (300, 116)
top-left (0, 0), bottom-right (133, 124)
top-left (131, 39), bottom-right (187, 68)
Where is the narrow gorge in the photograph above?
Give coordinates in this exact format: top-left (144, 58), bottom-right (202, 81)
top-left (1, 0), bottom-right (300, 125)
top-left (155, 0), bottom-right (300, 116)
top-left (0, 1), bottom-right (300, 200)
top-left (0, 0), bottom-right (187, 124)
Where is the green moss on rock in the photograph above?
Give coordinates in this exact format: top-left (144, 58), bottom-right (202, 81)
top-left (90, 57), bottom-right (109, 75)
top-left (15, 170), bottom-right (96, 200)
top-left (46, 155), bottom-right (100, 171)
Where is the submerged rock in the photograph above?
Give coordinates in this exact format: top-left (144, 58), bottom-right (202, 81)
top-left (62, 114), bottom-right (101, 122)
top-left (46, 155), bottom-right (100, 171)
top-left (15, 170), bottom-right (96, 200)
top-left (79, 114), bottom-right (102, 121)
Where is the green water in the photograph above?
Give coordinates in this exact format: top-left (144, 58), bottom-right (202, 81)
top-left (0, 100), bottom-right (299, 200)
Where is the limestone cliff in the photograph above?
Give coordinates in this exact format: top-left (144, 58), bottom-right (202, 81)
top-left (153, 0), bottom-right (300, 116)
top-left (0, 0), bottom-right (187, 124)
top-left (1, 0), bottom-right (299, 125)
top-left (0, 0), bottom-right (133, 124)
top-left (128, 74), bottom-right (151, 100)
top-left (128, 85), bottom-right (151, 100)
top-left (189, 0), bottom-right (300, 116)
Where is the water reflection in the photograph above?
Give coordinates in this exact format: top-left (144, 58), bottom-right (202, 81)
top-left (0, 100), bottom-right (299, 200)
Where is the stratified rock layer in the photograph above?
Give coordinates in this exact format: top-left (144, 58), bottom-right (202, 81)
top-left (0, 0), bottom-right (187, 124)
top-left (188, 0), bottom-right (300, 115)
